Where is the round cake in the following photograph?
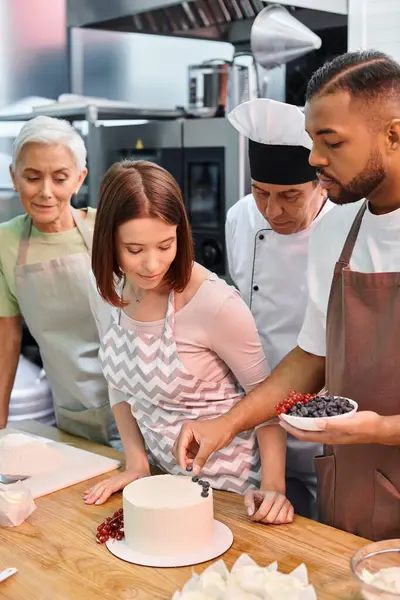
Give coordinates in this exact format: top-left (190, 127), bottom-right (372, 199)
top-left (123, 474), bottom-right (214, 556)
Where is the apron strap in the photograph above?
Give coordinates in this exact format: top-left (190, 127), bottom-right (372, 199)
top-left (16, 206), bottom-right (92, 268)
top-left (337, 200), bottom-right (368, 267)
top-left (116, 280), bottom-right (175, 331)
top-left (16, 216), bottom-right (33, 267)
top-left (165, 291), bottom-right (175, 331)
top-left (71, 207), bottom-right (93, 253)
top-left (117, 277), bottom-right (125, 326)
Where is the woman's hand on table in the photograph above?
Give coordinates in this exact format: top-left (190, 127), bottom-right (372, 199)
top-left (83, 464), bottom-right (151, 505)
top-left (244, 489), bottom-right (294, 525)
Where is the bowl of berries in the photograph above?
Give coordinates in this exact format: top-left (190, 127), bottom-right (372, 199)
top-left (276, 390), bottom-right (358, 431)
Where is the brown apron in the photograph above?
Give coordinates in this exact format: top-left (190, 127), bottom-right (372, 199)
top-left (317, 201), bottom-right (400, 541)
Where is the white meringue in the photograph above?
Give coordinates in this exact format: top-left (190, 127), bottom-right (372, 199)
top-left (172, 554), bottom-right (317, 600)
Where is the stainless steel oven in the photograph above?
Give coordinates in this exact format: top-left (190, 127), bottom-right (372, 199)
top-left (96, 118), bottom-right (249, 276)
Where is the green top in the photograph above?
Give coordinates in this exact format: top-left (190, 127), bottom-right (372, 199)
top-left (0, 208), bottom-right (96, 317)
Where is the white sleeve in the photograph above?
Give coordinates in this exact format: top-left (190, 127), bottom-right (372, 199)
top-left (297, 296), bottom-right (326, 356)
top-left (225, 211), bottom-right (237, 286)
top-left (109, 386), bottom-right (130, 407)
top-left (87, 270), bottom-right (112, 340)
top-left (297, 227), bottom-right (327, 357)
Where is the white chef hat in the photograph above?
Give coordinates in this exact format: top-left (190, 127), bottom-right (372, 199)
top-left (228, 98), bottom-right (316, 185)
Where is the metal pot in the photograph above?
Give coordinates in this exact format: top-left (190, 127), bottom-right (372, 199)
top-left (228, 52), bottom-right (260, 113)
top-left (188, 54), bottom-right (260, 117)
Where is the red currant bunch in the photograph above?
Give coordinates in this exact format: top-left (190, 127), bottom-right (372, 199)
top-left (96, 508), bottom-right (124, 544)
top-left (275, 390), bottom-right (315, 415)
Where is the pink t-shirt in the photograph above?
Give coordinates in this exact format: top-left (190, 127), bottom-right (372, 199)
top-left (89, 272), bottom-right (268, 405)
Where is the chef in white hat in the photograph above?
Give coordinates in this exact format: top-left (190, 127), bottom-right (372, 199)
top-left (225, 98), bottom-right (333, 518)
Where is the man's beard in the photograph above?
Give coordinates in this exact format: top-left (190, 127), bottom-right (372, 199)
top-left (318, 149), bottom-right (386, 205)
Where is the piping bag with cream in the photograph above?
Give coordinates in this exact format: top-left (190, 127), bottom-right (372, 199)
top-left (0, 482), bottom-right (36, 527)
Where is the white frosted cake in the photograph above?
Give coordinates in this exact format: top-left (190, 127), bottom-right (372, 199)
top-left (123, 474), bottom-right (214, 556)
top-left (0, 433), bottom-right (64, 476)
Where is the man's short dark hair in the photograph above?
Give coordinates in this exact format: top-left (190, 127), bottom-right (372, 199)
top-left (306, 50), bottom-right (400, 103)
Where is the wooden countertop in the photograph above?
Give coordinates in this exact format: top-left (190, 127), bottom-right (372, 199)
top-left (0, 421), bottom-right (365, 600)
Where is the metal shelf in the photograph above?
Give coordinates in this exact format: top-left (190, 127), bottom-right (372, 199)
top-left (0, 105), bottom-right (185, 123)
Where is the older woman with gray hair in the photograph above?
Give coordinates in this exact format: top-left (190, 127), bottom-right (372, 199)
top-left (0, 116), bottom-right (119, 447)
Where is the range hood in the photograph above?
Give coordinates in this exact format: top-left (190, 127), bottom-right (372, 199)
top-left (67, 0), bottom-right (347, 45)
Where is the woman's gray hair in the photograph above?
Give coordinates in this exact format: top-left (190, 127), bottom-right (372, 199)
top-left (12, 116), bottom-right (87, 171)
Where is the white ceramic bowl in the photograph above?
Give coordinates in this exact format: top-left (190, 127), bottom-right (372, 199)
top-left (279, 397), bottom-right (358, 431)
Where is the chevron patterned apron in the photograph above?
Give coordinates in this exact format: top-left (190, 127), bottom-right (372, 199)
top-left (99, 291), bottom-right (261, 494)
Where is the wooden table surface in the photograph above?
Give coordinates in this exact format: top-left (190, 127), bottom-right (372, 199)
top-left (0, 421), bottom-right (367, 600)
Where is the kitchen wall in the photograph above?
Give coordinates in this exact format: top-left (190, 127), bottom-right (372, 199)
top-left (348, 0), bottom-right (400, 60)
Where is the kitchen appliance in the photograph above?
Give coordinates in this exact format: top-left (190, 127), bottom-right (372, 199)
top-left (188, 52), bottom-right (260, 117)
top-left (251, 4), bottom-right (322, 68)
top-left (251, 4), bottom-right (322, 97)
top-left (97, 117), bottom-right (248, 276)
top-left (67, 0), bottom-right (347, 41)
top-left (67, 0), bottom-right (348, 109)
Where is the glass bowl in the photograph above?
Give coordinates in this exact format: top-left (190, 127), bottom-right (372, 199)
top-left (351, 540), bottom-right (400, 599)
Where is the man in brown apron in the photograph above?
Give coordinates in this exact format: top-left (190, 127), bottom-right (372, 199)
top-left (311, 200), bottom-right (400, 540)
top-left (172, 49), bottom-right (400, 541)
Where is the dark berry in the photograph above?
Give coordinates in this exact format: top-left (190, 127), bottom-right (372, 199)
top-left (186, 465), bottom-right (193, 472)
top-left (198, 480), bottom-right (204, 486)
top-left (201, 491), bottom-right (209, 498)
top-left (192, 476), bottom-right (199, 482)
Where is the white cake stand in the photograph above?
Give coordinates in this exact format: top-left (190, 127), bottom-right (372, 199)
top-left (105, 519), bottom-right (233, 568)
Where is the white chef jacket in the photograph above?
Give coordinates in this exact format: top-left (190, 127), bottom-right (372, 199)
top-left (226, 194), bottom-right (334, 370)
top-left (226, 194), bottom-right (334, 480)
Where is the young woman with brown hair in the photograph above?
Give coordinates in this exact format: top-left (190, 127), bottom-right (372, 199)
top-left (84, 160), bottom-right (293, 526)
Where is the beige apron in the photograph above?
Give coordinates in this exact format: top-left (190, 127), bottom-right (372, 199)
top-left (15, 208), bottom-right (119, 447)
top-left (317, 201), bottom-right (400, 540)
